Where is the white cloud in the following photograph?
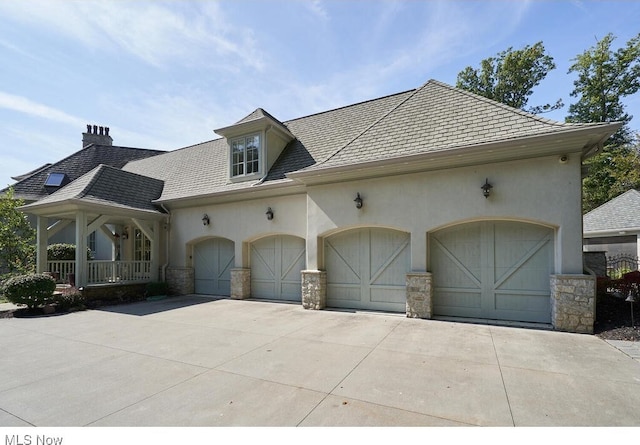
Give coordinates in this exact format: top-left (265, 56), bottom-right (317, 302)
top-left (0, 0), bottom-right (264, 69)
top-left (306, 0), bottom-right (329, 21)
top-left (0, 92), bottom-right (85, 127)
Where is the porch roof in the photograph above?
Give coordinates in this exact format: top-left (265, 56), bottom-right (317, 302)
top-left (20, 164), bottom-right (166, 220)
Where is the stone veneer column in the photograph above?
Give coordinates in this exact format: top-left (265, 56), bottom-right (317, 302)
top-left (166, 267), bottom-right (194, 295)
top-left (550, 274), bottom-right (596, 334)
top-left (231, 268), bottom-right (251, 300)
top-left (406, 272), bottom-right (433, 319)
top-left (301, 270), bottom-right (326, 310)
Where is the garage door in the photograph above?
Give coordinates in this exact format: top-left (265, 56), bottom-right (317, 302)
top-left (194, 238), bottom-right (235, 296)
top-left (250, 235), bottom-right (305, 301)
top-left (430, 221), bottom-right (553, 323)
top-left (325, 228), bottom-right (409, 312)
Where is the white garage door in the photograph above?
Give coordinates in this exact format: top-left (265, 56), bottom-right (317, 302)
top-left (250, 235), bottom-right (305, 301)
top-left (325, 228), bottom-right (409, 312)
top-left (430, 221), bottom-right (553, 324)
top-left (194, 238), bottom-right (235, 296)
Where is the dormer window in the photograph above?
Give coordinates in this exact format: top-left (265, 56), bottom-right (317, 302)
top-left (231, 134), bottom-right (261, 177)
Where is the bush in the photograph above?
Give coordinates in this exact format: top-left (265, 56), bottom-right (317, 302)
top-left (47, 243), bottom-right (92, 261)
top-left (54, 287), bottom-right (86, 311)
top-left (3, 273), bottom-right (56, 308)
top-left (145, 281), bottom-right (169, 297)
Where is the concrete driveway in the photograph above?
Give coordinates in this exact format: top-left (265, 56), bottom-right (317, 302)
top-left (0, 295), bottom-right (639, 427)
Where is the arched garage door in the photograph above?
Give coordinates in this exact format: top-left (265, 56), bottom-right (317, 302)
top-left (430, 221), bottom-right (554, 324)
top-left (193, 238), bottom-right (235, 296)
top-left (250, 235), bottom-right (305, 301)
top-left (325, 228), bottom-right (410, 312)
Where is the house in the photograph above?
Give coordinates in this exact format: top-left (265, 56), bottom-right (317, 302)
top-left (17, 80), bottom-right (621, 333)
top-left (2, 125), bottom-right (164, 261)
top-left (583, 189), bottom-right (640, 276)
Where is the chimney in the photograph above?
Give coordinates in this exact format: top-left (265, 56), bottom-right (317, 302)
top-left (82, 124), bottom-right (113, 147)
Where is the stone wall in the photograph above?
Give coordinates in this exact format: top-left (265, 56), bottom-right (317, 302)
top-left (230, 268), bottom-right (251, 300)
top-left (81, 282), bottom-right (146, 303)
top-left (166, 267), bottom-right (194, 295)
top-left (406, 272), bottom-right (432, 319)
top-left (301, 270), bottom-right (326, 310)
top-left (551, 274), bottom-right (595, 334)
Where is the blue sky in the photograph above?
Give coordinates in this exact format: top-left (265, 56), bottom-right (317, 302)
top-left (1, 0), bottom-right (639, 190)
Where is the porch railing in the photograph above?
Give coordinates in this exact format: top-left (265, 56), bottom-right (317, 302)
top-left (46, 260), bottom-right (75, 283)
top-left (87, 261), bottom-right (152, 284)
top-left (46, 260), bottom-right (151, 285)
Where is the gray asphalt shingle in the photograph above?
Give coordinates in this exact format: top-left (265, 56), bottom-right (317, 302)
top-left (583, 189), bottom-right (640, 233)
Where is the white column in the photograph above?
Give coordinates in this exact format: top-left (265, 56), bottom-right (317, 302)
top-left (36, 216), bottom-right (48, 274)
top-left (75, 211), bottom-right (88, 287)
top-left (636, 234), bottom-right (640, 270)
top-left (151, 220), bottom-right (160, 281)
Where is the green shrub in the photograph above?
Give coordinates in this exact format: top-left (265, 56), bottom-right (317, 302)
top-left (145, 281), bottom-right (169, 297)
top-left (55, 287), bottom-right (86, 311)
top-left (47, 243), bottom-right (92, 261)
top-left (3, 273), bottom-right (56, 308)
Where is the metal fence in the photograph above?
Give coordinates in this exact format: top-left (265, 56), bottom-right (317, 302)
top-left (606, 254), bottom-right (640, 279)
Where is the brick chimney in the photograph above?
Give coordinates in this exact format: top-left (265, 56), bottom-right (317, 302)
top-left (82, 124), bottom-right (113, 147)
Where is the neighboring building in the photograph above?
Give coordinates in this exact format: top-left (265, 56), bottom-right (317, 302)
top-left (583, 189), bottom-right (640, 259)
top-left (17, 80), bottom-right (621, 333)
top-left (2, 125), bottom-right (164, 260)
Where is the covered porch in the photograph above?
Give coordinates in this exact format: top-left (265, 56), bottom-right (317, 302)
top-left (20, 164), bottom-right (167, 288)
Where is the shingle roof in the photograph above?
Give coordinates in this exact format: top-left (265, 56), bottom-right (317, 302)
top-left (22, 164), bottom-right (165, 214)
top-left (4, 145), bottom-right (164, 202)
top-left (112, 79), bottom-right (619, 203)
top-left (304, 80), bottom-right (610, 172)
top-left (583, 189), bottom-right (640, 234)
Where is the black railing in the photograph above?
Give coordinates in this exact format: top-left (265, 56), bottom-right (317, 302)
top-left (606, 254), bottom-right (639, 279)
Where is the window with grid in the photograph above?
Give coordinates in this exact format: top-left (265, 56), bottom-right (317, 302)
top-left (231, 134), bottom-right (260, 177)
top-left (134, 229), bottom-right (151, 262)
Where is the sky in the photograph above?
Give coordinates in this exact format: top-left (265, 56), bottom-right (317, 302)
top-left (1, 0), bottom-right (639, 190)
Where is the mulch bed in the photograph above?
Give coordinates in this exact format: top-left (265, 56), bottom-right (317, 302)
top-left (594, 292), bottom-right (640, 341)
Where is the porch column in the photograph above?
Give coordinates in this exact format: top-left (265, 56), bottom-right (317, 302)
top-left (75, 210), bottom-right (88, 287)
top-left (151, 220), bottom-right (160, 281)
top-left (36, 216), bottom-right (48, 274)
top-left (636, 234), bottom-right (640, 270)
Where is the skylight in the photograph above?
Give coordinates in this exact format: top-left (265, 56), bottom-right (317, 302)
top-left (44, 172), bottom-right (69, 187)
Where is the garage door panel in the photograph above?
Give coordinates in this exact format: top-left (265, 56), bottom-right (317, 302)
top-left (194, 238), bottom-right (234, 296)
top-left (431, 221), bottom-right (553, 324)
top-left (326, 228), bottom-right (409, 312)
top-left (251, 235), bottom-right (305, 302)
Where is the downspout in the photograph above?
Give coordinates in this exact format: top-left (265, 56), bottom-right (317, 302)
top-left (160, 203), bottom-right (171, 282)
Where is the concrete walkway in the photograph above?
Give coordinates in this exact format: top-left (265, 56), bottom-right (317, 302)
top-left (1, 295), bottom-right (639, 427)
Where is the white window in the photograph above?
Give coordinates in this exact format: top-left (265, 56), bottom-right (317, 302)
top-left (87, 232), bottom-right (96, 257)
top-left (134, 229), bottom-right (151, 262)
top-left (231, 134), bottom-right (260, 177)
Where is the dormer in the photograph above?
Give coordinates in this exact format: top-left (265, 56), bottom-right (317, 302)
top-left (215, 108), bottom-right (295, 182)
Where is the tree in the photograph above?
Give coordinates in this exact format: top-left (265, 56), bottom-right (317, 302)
top-left (456, 41), bottom-right (563, 114)
top-left (0, 187), bottom-right (35, 281)
top-left (567, 33), bottom-right (640, 146)
top-left (568, 33), bottom-right (640, 212)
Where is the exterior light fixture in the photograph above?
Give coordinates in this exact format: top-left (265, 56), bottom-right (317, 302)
top-left (354, 193), bottom-right (363, 209)
top-left (122, 229), bottom-right (129, 240)
top-left (481, 178), bottom-right (493, 198)
top-left (266, 207), bottom-right (274, 220)
top-left (202, 214), bottom-right (210, 226)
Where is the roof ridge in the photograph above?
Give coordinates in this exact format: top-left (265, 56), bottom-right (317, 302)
top-left (283, 89), bottom-right (416, 125)
top-left (427, 79), bottom-right (593, 128)
top-left (77, 164), bottom-right (110, 199)
top-left (315, 85), bottom-right (425, 166)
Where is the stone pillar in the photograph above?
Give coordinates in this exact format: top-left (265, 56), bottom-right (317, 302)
top-left (406, 272), bottom-right (433, 319)
top-left (301, 270), bottom-right (326, 310)
top-left (166, 267), bottom-right (194, 295)
top-left (231, 268), bottom-right (251, 300)
top-left (550, 274), bottom-right (596, 334)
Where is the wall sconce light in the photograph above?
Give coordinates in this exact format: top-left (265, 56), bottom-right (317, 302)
top-left (202, 214), bottom-right (210, 226)
top-left (481, 178), bottom-right (493, 198)
top-left (266, 207), bottom-right (274, 220)
top-left (354, 192), bottom-right (363, 209)
top-left (122, 229), bottom-right (129, 240)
